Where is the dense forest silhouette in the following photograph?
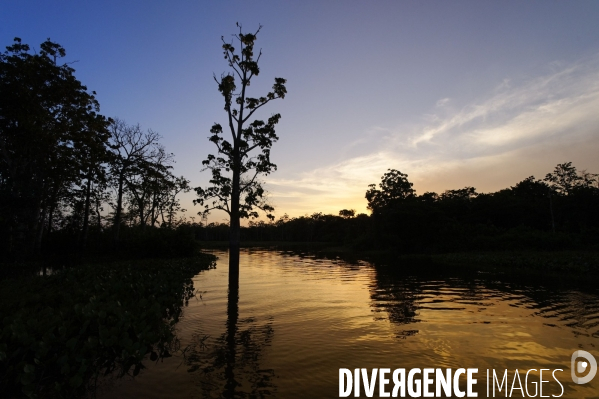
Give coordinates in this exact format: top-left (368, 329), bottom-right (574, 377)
top-left (2, 37), bottom-right (598, 272)
top-left (194, 162), bottom-right (599, 253)
top-left (0, 38), bottom-right (194, 269)
top-left (0, 38), bottom-right (212, 395)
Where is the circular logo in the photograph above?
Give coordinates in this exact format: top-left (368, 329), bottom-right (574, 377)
top-left (571, 350), bottom-right (597, 385)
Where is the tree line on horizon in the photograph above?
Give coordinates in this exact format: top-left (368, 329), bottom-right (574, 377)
top-left (196, 161), bottom-right (599, 253)
top-left (3, 36), bottom-right (598, 268)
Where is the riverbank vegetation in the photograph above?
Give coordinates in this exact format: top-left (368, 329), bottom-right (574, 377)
top-left (0, 38), bottom-right (192, 275)
top-left (0, 37), bottom-right (216, 398)
top-left (0, 254), bottom-right (216, 398)
top-left (193, 162), bottom-right (599, 254)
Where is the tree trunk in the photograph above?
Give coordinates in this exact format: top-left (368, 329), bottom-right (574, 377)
top-left (168, 202), bottom-right (174, 228)
top-left (81, 171), bottom-right (92, 249)
top-left (229, 159), bottom-right (241, 287)
top-left (150, 192), bottom-right (159, 227)
top-left (114, 172), bottom-right (125, 247)
top-left (47, 202), bottom-right (55, 235)
top-left (46, 183), bottom-right (59, 235)
top-left (229, 216), bottom-right (240, 286)
top-left (95, 194), bottom-right (102, 234)
top-left (31, 177), bottom-right (47, 252)
top-left (34, 201), bottom-right (46, 252)
top-left (138, 196), bottom-right (146, 229)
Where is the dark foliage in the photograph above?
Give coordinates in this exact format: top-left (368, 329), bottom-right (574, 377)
top-left (0, 254), bottom-right (216, 398)
top-left (0, 38), bottom-right (110, 256)
top-left (195, 162), bottom-right (599, 254)
top-left (0, 38), bottom-right (191, 268)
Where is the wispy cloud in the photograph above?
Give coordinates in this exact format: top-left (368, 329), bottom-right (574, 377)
top-left (269, 54), bottom-right (599, 217)
top-left (436, 97), bottom-right (451, 107)
top-left (410, 56), bottom-right (599, 151)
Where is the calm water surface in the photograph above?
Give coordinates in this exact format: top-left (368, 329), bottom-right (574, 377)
top-left (100, 249), bottom-right (599, 398)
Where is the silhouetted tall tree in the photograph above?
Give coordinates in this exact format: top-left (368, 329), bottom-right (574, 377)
top-left (195, 24), bottom-right (286, 281)
top-left (544, 161), bottom-right (597, 195)
top-left (366, 169), bottom-right (415, 213)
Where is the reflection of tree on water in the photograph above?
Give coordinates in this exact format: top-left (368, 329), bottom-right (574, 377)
top-left (369, 260), bottom-right (599, 341)
top-left (186, 268), bottom-right (276, 399)
top-left (369, 266), bottom-right (423, 338)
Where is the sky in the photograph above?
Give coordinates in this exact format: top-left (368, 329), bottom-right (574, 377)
top-left (2, 1), bottom-right (599, 223)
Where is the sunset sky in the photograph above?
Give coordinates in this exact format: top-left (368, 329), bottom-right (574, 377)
top-left (2, 1), bottom-right (599, 222)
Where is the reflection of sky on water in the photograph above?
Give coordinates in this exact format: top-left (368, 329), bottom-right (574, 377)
top-left (101, 249), bottom-right (599, 398)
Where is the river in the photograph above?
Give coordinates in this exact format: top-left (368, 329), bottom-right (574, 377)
top-left (99, 249), bottom-right (599, 398)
